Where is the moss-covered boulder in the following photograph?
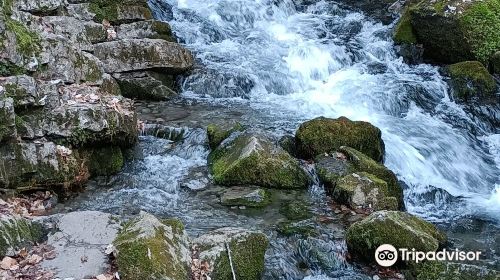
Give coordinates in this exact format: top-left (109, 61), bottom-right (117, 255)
top-left (209, 133), bottom-right (310, 189)
top-left (296, 116), bottom-right (385, 162)
top-left (276, 221), bottom-right (317, 237)
top-left (0, 97), bottom-right (16, 142)
top-left (492, 51), bottom-right (500, 75)
top-left (334, 172), bottom-right (399, 211)
top-left (207, 122), bottom-right (244, 150)
top-left (86, 146), bottom-right (124, 176)
top-left (0, 216), bottom-right (45, 256)
top-left (279, 201), bottom-right (313, 221)
top-left (445, 61), bottom-right (498, 103)
top-left (194, 227), bottom-right (269, 280)
top-left (316, 147), bottom-right (404, 209)
top-left (394, 0), bottom-right (500, 64)
top-left (113, 212), bottom-right (191, 280)
top-left (411, 261), bottom-right (500, 280)
top-left (346, 211), bottom-right (446, 263)
top-left (220, 186), bottom-right (271, 208)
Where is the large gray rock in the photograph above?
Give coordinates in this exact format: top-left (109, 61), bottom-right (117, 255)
top-left (116, 20), bottom-right (175, 41)
top-left (15, 0), bottom-right (67, 13)
top-left (113, 212), bottom-right (191, 280)
top-left (93, 39), bottom-right (194, 73)
top-left (87, 0), bottom-right (153, 24)
top-left (37, 35), bottom-right (105, 84)
top-left (0, 75), bottom-right (43, 108)
top-left (40, 211), bottom-right (120, 279)
top-left (0, 97), bottom-right (16, 142)
top-left (40, 16), bottom-right (107, 51)
top-left (62, 3), bottom-right (96, 21)
top-left (0, 141), bottom-right (88, 190)
top-left (17, 84), bottom-right (138, 147)
top-left (0, 215), bottom-right (44, 257)
top-left (194, 227), bottom-right (269, 280)
top-left (112, 71), bottom-right (177, 101)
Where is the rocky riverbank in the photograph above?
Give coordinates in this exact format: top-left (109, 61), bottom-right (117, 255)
top-left (1, 0), bottom-right (499, 279)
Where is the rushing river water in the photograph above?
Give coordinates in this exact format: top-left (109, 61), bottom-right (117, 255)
top-left (61, 0), bottom-right (500, 278)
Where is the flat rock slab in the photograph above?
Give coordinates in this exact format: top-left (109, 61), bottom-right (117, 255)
top-left (93, 39), bottom-right (194, 73)
top-left (39, 211), bottom-right (120, 279)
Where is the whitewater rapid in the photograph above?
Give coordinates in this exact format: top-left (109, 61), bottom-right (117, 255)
top-left (158, 0), bottom-right (500, 222)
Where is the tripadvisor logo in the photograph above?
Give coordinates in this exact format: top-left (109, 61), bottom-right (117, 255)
top-left (374, 244), bottom-right (482, 267)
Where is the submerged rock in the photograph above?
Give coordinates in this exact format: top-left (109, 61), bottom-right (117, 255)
top-left (0, 215), bottom-right (44, 256)
top-left (445, 61), bottom-right (498, 104)
top-left (280, 201), bottom-right (313, 221)
top-left (86, 145), bottom-right (124, 176)
top-left (393, 0), bottom-right (500, 64)
top-left (40, 211), bottom-right (120, 279)
top-left (93, 39), bottom-right (194, 73)
top-left (335, 0), bottom-right (397, 24)
top-left (208, 133), bottom-right (310, 189)
top-left (296, 116), bottom-right (385, 162)
top-left (113, 71), bottom-right (177, 101)
top-left (194, 227), bottom-right (269, 280)
top-left (334, 172), bottom-right (399, 211)
top-left (346, 211), bottom-right (446, 263)
top-left (220, 186), bottom-right (271, 208)
top-left (113, 212), bottom-right (191, 280)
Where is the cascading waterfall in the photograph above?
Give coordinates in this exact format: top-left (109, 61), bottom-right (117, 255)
top-left (159, 0), bottom-right (500, 222)
top-left (64, 0), bottom-right (499, 278)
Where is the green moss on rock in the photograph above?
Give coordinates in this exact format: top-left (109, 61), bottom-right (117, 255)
top-left (446, 61), bottom-right (497, 102)
top-left (491, 51), bottom-right (500, 75)
top-left (86, 146), bottom-right (124, 176)
top-left (276, 222), bottom-right (317, 237)
top-left (400, 0), bottom-right (500, 64)
top-left (334, 172), bottom-right (399, 211)
top-left (209, 133), bottom-right (310, 189)
top-left (113, 212), bottom-right (190, 280)
top-left (394, 10), bottom-right (417, 44)
top-left (279, 201), bottom-right (312, 221)
top-left (220, 186), bottom-right (271, 208)
top-left (0, 216), bottom-right (45, 256)
top-left (296, 116), bottom-right (385, 162)
top-left (195, 228), bottom-right (269, 280)
top-left (4, 19), bottom-right (41, 58)
top-left (411, 261), bottom-right (500, 280)
top-left (346, 211), bottom-right (447, 263)
top-left (207, 123), bottom-right (244, 150)
top-left (89, 0), bottom-right (152, 24)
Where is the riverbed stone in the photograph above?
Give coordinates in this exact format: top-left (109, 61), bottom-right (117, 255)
top-left (411, 261), bottom-right (500, 280)
top-left (279, 201), bottom-right (312, 221)
top-left (207, 122), bottom-right (244, 150)
top-left (296, 116), bottom-right (385, 162)
top-left (0, 75), bottom-right (41, 108)
top-left (113, 71), bottom-right (177, 101)
top-left (445, 61), bottom-right (498, 104)
top-left (334, 172), bottom-right (399, 211)
top-left (394, 0), bottom-right (500, 64)
top-left (40, 211), bottom-right (120, 279)
top-left (208, 132), bottom-right (311, 189)
top-left (15, 0), bottom-right (67, 13)
top-left (93, 39), bottom-right (194, 73)
top-left (0, 215), bottom-right (44, 256)
top-left (194, 227), bottom-right (269, 280)
top-left (346, 211), bottom-right (447, 263)
top-left (220, 186), bottom-right (271, 208)
top-left (113, 211), bottom-right (191, 280)
top-left (116, 20), bottom-right (175, 41)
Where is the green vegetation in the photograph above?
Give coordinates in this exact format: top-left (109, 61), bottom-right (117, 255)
top-left (393, 10), bottom-right (417, 44)
top-left (447, 61), bottom-right (497, 101)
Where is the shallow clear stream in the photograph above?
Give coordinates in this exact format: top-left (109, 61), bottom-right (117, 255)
top-left (59, 0), bottom-right (500, 278)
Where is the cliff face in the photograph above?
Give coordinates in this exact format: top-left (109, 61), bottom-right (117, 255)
top-left (0, 0), bottom-right (194, 192)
